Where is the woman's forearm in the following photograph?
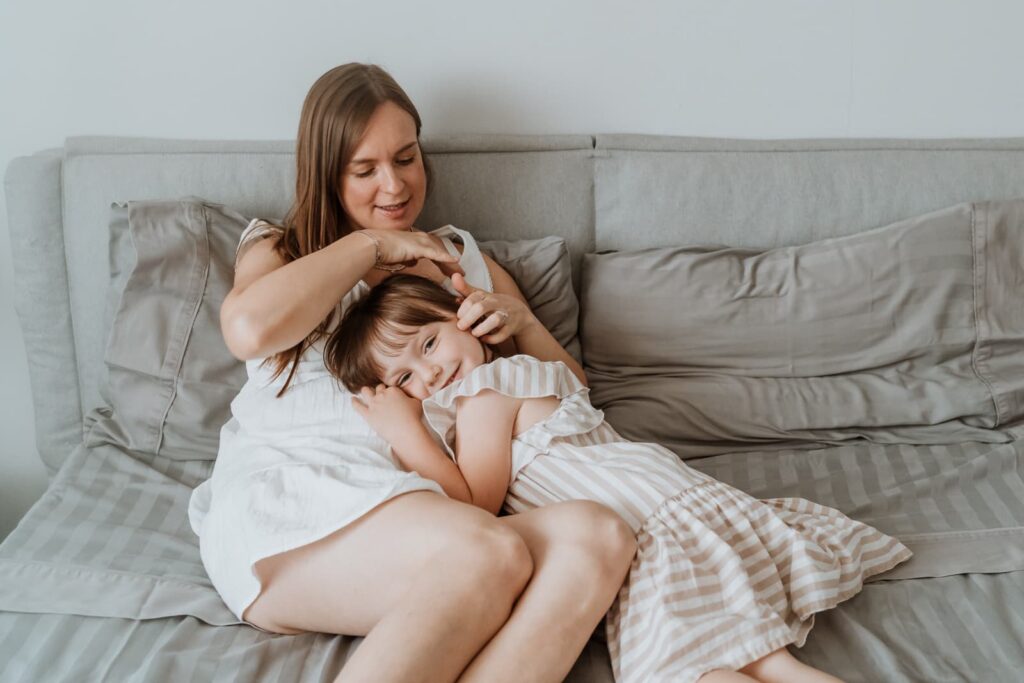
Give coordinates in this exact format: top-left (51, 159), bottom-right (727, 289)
top-left (222, 232), bottom-right (376, 359)
top-left (513, 318), bottom-right (587, 386)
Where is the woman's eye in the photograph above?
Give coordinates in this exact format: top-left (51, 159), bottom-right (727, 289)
top-left (397, 373), bottom-right (411, 386)
top-left (397, 156), bottom-right (416, 166)
top-left (424, 336), bottom-right (436, 352)
top-left (354, 168), bottom-right (374, 178)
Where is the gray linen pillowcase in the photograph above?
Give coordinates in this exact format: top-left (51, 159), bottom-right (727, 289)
top-left (581, 200), bottom-right (1024, 458)
top-left (479, 236), bottom-right (581, 364)
top-left (90, 200), bottom-right (249, 459)
top-left (90, 198), bottom-right (579, 460)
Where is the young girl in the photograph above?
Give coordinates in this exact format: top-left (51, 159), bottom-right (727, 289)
top-left (326, 274), bottom-right (912, 683)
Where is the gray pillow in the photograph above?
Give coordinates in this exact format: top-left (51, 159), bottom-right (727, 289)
top-left (479, 236), bottom-right (581, 364)
top-left (89, 198), bottom-right (579, 460)
top-left (90, 200), bottom-right (249, 459)
top-left (581, 200), bottom-right (1024, 458)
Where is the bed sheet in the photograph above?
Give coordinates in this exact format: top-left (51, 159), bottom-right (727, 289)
top-left (4, 437), bottom-right (1024, 621)
top-left (2, 435), bottom-right (1024, 681)
top-left (2, 572), bottom-right (1022, 682)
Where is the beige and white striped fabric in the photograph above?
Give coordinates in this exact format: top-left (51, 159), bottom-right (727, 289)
top-left (423, 355), bottom-right (913, 683)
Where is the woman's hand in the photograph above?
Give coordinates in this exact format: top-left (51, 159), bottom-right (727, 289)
top-left (451, 273), bottom-right (537, 344)
top-left (352, 384), bottom-right (426, 450)
top-left (360, 229), bottom-right (464, 276)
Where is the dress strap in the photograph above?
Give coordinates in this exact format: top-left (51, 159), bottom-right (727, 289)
top-left (429, 225), bottom-right (494, 293)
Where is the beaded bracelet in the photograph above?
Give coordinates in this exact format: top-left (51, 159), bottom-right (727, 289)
top-left (354, 230), bottom-right (408, 272)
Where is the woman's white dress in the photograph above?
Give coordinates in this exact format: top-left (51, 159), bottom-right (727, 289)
top-left (188, 221), bottom-right (494, 621)
top-left (422, 355), bottom-right (913, 683)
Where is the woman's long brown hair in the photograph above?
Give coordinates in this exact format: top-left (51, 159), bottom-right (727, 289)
top-left (264, 63), bottom-right (433, 396)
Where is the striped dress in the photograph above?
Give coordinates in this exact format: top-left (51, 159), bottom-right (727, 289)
top-left (422, 355), bottom-right (912, 683)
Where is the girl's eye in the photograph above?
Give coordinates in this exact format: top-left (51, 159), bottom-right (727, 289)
top-left (397, 373), bottom-right (411, 386)
top-left (424, 336), bottom-right (436, 353)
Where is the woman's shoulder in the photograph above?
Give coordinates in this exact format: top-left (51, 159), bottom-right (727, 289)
top-left (235, 218), bottom-right (285, 262)
top-left (241, 218), bottom-right (285, 241)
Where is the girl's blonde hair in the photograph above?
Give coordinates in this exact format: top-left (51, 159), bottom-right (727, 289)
top-left (325, 275), bottom-right (462, 392)
top-left (267, 63), bottom-right (432, 396)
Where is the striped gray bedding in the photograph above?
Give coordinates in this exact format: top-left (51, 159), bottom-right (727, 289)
top-left (1, 433), bottom-right (1023, 679)
top-left (2, 573), bottom-right (1022, 682)
top-left (689, 440), bottom-right (1024, 579)
top-left (0, 443), bottom-right (233, 625)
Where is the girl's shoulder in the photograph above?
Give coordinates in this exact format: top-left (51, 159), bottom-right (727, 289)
top-left (431, 355), bottom-right (584, 408)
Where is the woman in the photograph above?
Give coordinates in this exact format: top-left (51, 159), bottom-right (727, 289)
top-left (188, 63), bottom-right (636, 683)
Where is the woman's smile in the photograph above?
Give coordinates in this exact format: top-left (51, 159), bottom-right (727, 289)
top-left (376, 198), bottom-right (410, 219)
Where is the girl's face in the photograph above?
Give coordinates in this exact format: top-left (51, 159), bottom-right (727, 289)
top-left (340, 101), bottom-right (427, 231)
top-left (373, 317), bottom-right (487, 400)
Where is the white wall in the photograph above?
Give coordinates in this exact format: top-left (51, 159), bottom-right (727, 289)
top-left (3, 0), bottom-right (1024, 537)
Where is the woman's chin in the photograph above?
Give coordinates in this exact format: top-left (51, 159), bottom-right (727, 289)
top-left (374, 220), bottom-right (415, 232)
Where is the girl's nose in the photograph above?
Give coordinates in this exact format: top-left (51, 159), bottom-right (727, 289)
top-left (419, 364), bottom-right (440, 385)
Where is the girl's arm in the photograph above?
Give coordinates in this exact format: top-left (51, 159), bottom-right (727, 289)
top-left (450, 390), bottom-right (518, 515)
top-left (388, 423), bottom-right (476, 504)
top-left (222, 230), bottom-right (459, 360)
top-left (351, 386), bottom-right (473, 503)
top-left (352, 385), bottom-right (519, 515)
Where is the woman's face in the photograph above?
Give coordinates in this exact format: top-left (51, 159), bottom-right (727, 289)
top-left (340, 101), bottom-right (427, 231)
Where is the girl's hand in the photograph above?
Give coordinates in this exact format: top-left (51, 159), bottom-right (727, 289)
top-left (360, 229), bottom-right (464, 276)
top-left (352, 384), bottom-right (425, 449)
top-left (451, 273), bottom-right (536, 344)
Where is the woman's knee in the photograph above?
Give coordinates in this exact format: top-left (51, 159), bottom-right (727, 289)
top-left (448, 517), bottom-right (535, 600)
top-left (548, 501), bottom-right (637, 578)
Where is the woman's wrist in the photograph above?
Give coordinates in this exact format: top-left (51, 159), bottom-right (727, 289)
top-left (513, 308), bottom-right (543, 337)
top-left (336, 230), bottom-right (379, 274)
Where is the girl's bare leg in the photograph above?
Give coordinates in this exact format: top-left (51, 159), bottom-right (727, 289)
top-left (740, 648), bottom-right (845, 683)
top-left (459, 500), bottom-right (637, 683)
top-left (245, 491), bottom-right (534, 683)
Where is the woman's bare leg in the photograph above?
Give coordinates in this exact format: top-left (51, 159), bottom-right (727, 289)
top-left (740, 648), bottom-right (845, 683)
top-left (459, 500), bottom-right (637, 683)
top-left (245, 491), bottom-right (533, 683)
top-left (699, 671), bottom-right (758, 682)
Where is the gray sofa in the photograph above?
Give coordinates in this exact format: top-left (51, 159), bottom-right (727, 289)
top-left (3, 135), bottom-right (1024, 681)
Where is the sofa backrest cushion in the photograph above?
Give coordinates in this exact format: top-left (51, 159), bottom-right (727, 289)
top-left (594, 135), bottom-right (1024, 250)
